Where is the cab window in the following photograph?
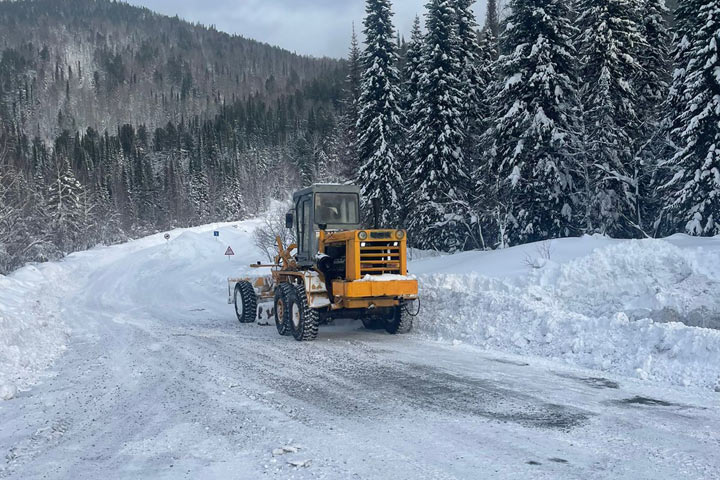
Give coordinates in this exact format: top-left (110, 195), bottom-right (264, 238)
top-left (302, 199), bottom-right (311, 252)
top-left (314, 193), bottom-right (359, 225)
top-left (298, 197), bottom-right (311, 254)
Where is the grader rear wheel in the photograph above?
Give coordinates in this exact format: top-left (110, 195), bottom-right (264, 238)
top-left (273, 283), bottom-right (294, 336)
top-left (234, 281), bottom-right (258, 324)
top-left (287, 283), bottom-right (319, 342)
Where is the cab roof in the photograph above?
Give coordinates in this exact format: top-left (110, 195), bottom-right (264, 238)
top-left (292, 184), bottom-right (360, 201)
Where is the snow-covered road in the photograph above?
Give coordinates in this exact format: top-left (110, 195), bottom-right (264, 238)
top-left (1, 222), bottom-right (719, 479)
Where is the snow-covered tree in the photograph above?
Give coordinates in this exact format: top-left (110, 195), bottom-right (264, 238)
top-left (406, 0), bottom-right (472, 251)
top-left (484, 0), bottom-right (501, 40)
top-left (356, 0), bottom-right (405, 227)
top-left (576, 0), bottom-right (645, 236)
top-left (663, 1), bottom-right (720, 236)
top-left (339, 24), bottom-right (363, 179)
top-left (189, 170), bottom-right (210, 219)
top-left (476, 27), bottom-right (498, 131)
top-left (402, 17), bottom-right (424, 116)
top-left (46, 156), bottom-right (86, 252)
top-left (638, 0), bottom-right (670, 116)
top-left (456, 0), bottom-right (483, 126)
top-left (472, 27), bottom-right (500, 249)
top-left (220, 178), bottom-right (247, 221)
top-left (480, 0), bottom-right (580, 246)
top-left (635, 0), bottom-right (671, 233)
top-left (666, 0), bottom-right (704, 145)
top-left (401, 17), bottom-right (424, 169)
top-left (347, 24), bottom-right (363, 116)
top-left (0, 171), bottom-right (16, 272)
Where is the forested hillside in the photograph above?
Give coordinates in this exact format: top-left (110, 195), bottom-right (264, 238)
top-left (0, 0), bottom-right (347, 273)
top-left (351, 0), bottom-right (719, 252)
top-left (1, 0), bottom-right (718, 275)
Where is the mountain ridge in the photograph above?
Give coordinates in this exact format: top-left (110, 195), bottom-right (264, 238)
top-left (0, 0), bottom-right (344, 139)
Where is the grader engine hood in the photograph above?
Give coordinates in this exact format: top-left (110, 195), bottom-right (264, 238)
top-left (320, 229), bottom-right (408, 280)
top-left (318, 229), bottom-right (419, 308)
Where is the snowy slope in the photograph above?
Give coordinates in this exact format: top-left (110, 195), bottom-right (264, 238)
top-left (0, 220), bottom-right (264, 399)
top-left (410, 235), bottom-right (720, 390)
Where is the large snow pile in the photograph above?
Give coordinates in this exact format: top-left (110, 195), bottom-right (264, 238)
top-left (0, 265), bottom-right (69, 399)
top-left (411, 236), bottom-right (720, 390)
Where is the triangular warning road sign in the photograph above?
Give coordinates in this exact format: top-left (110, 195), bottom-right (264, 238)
top-left (225, 246), bottom-right (235, 256)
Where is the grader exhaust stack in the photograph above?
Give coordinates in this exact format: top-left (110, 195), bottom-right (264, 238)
top-left (228, 184), bottom-right (419, 341)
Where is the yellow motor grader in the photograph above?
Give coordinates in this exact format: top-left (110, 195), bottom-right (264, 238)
top-left (228, 184), bottom-right (419, 341)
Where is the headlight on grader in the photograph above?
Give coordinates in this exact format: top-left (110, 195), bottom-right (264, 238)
top-left (358, 231), bottom-right (368, 240)
top-left (396, 230), bottom-right (405, 240)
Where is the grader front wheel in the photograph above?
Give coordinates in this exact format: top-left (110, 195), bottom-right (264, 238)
top-left (385, 303), bottom-right (414, 334)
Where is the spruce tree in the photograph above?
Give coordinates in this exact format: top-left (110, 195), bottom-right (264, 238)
top-left (664, 1), bottom-right (720, 236)
top-left (636, 0), bottom-right (671, 233)
top-left (356, 0), bottom-right (405, 227)
top-left (638, 0), bottom-right (670, 114)
top-left (473, 27), bottom-right (499, 249)
top-left (484, 0), bottom-right (501, 40)
top-left (456, 0), bottom-right (483, 154)
top-left (406, 0), bottom-right (471, 251)
top-left (481, 0), bottom-right (580, 246)
top-left (576, 0), bottom-right (645, 236)
top-left (347, 24), bottom-right (362, 111)
top-left (402, 17), bottom-right (424, 116)
top-left (401, 16), bottom-right (424, 167)
top-left (340, 24), bottom-right (362, 179)
top-left (666, 0), bottom-right (704, 144)
top-left (476, 27), bottom-right (498, 132)
top-left (46, 156), bottom-right (86, 252)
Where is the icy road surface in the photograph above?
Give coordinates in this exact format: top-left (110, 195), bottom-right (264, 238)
top-left (1, 221), bottom-right (719, 479)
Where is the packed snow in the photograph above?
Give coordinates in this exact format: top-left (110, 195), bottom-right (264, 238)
top-left (0, 265), bottom-right (68, 398)
top-left (1, 218), bottom-right (719, 479)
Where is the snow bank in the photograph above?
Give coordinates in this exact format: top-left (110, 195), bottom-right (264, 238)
top-left (412, 236), bottom-right (720, 390)
top-left (0, 267), bottom-right (68, 398)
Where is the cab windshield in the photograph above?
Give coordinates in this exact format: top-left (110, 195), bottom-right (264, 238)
top-left (314, 193), bottom-right (359, 225)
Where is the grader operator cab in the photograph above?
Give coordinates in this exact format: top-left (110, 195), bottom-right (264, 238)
top-left (228, 184), bottom-right (419, 341)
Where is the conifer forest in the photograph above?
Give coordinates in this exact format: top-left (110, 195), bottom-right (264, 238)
top-left (1, 0), bottom-right (717, 274)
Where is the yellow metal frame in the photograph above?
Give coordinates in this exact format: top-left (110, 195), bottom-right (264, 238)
top-left (234, 231), bottom-right (418, 311)
top-left (331, 279), bottom-right (418, 298)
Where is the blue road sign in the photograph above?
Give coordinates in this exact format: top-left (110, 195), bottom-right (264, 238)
top-left (213, 231), bottom-right (220, 237)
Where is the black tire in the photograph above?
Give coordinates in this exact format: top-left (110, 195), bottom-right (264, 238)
top-left (361, 317), bottom-right (383, 330)
top-left (287, 283), bottom-right (319, 341)
top-left (234, 281), bottom-right (257, 324)
top-left (385, 303), bottom-right (413, 334)
top-left (273, 283), bottom-right (294, 336)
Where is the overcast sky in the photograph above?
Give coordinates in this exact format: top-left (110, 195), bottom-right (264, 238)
top-left (124, 0), bottom-right (489, 59)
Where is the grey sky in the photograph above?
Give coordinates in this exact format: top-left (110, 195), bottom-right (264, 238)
top-left (125, 0), bottom-right (489, 59)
